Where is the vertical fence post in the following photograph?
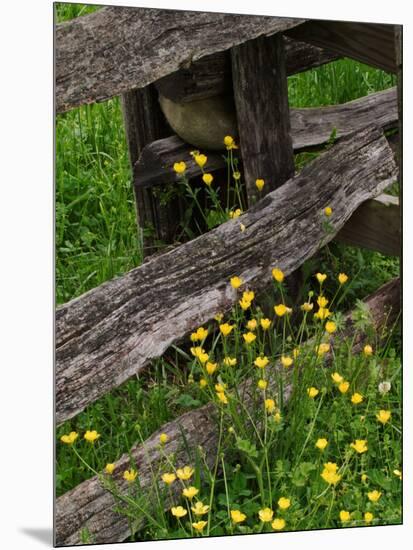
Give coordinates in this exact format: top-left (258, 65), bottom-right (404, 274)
top-left (120, 85), bottom-right (176, 257)
top-left (231, 33), bottom-right (295, 205)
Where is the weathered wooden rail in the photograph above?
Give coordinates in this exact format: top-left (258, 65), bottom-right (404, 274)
top-left (55, 276), bottom-right (400, 545)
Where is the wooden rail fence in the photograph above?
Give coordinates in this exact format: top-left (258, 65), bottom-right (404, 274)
top-left (55, 6), bottom-right (402, 545)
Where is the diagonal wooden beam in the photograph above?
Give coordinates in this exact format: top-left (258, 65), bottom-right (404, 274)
top-left (56, 126), bottom-right (397, 425)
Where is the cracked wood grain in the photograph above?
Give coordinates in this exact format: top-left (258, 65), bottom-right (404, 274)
top-left (56, 6), bottom-right (304, 113)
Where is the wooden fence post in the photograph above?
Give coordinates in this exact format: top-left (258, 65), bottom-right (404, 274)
top-left (231, 33), bottom-right (295, 204)
top-left (120, 85), bottom-right (177, 257)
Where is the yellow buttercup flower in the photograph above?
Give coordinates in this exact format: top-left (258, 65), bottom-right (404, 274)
top-left (247, 319), bottom-right (258, 331)
top-left (315, 438), bottom-right (328, 450)
top-left (231, 509), bottom-right (246, 524)
top-left (361, 473), bottom-right (368, 482)
top-left (217, 391), bottom-right (228, 404)
top-left (198, 351), bottom-right (209, 364)
top-left (84, 430), bottom-right (100, 443)
top-left (243, 290), bottom-right (255, 302)
top-left (351, 393), bottom-right (363, 405)
top-left (60, 431), bottom-right (78, 445)
top-left (314, 307), bottom-right (331, 320)
top-left (338, 381), bottom-right (350, 394)
top-left (159, 433), bottom-right (169, 444)
top-left (277, 497), bottom-right (291, 510)
top-left (331, 372), bottom-right (344, 384)
top-left (243, 332), bottom-right (256, 344)
top-left (324, 462), bottom-right (338, 473)
top-left (230, 276), bottom-right (243, 289)
top-left (260, 318), bottom-right (272, 330)
top-left (340, 510), bottom-right (351, 522)
top-left (191, 501), bottom-right (210, 515)
top-left (191, 326), bottom-right (208, 341)
top-left (338, 273), bottom-right (348, 284)
top-left (194, 154), bottom-right (207, 168)
top-left (364, 512), bottom-right (374, 523)
top-left (215, 383), bottom-right (227, 393)
top-left (307, 387), bottom-right (319, 398)
top-left (224, 135), bottom-right (238, 150)
top-left (317, 296), bottom-right (329, 308)
top-left (233, 171), bottom-right (241, 180)
top-left (258, 508), bottom-right (274, 522)
top-left (272, 518), bottom-right (286, 530)
top-left (223, 356), bottom-right (237, 366)
top-left (301, 301), bottom-right (314, 312)
top-left (105, 463), bottom-right (115, 475)
top-left (202, 173), bottom-right (213, 186)
top-left (214, 313), bottom-right (224, 322)
top-left (199, 378), bottom-right (207, 388)
top-left (321, 465), bottom-right (341, 485)
top-left (173, 161), bottom-right (186, 174)
top-left (123, 469), bottom-right (138, 482)
top-left (258, 379), bottom-right (268, 390)
top-left (161, 473), bottom-right (176, 485)
top-left (183, 486), bottom-right (199, 499)
top-left (324, 206), bottom-right (332, 217)
top-left (325, 321), bottom-right (337, 334)
top-left (239, 297), bottom-right (251, 310)
top-left (367, 490), bottom-right (382, 502)
top-left (171, 506), bottom-right (187, 518)
top-left (192, 520), bottom-right (207, 532)
top-left (219, 323), bottom-right (234, 337)
top-left (254, 356), bottom-right (269, 369)
top-left (350, 439), bottom-right (368, 454)
top-left (376, 410), bottom-right (391, 424)
top-left (206, 361), bottom-right (218, 375)
top-left (281, 355), bottom-right (293, 368)
top-left (272, 267), bottom-right (284, 283)
top-left (316, 273), bottom-right (327, 284)
top-left (393, 469), bottom-right (402, 480)
top-left (274, 304), bottom-right (288, 317)
top-left (265, 399), bottom-right (276, 412)
top-left (229, 208), bottom-right (242, 219)
top-left (363, 344), bottom-right (373, 356)
top-left (255, 178), bottom-right (265, 191)
top-left (293, 347), bottom-right (300, 358)
top-left (176, 466), bottom-right (194, 480)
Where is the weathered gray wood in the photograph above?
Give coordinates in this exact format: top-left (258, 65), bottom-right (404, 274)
top-left (135, 87), bottom-right (398, 189)
top-left (56, 6), bottom-right (303, 113)
top-left (394, 26), bottom-right (402, 193)
top-left (231, 34), bottom-right (295, 203)
top-left (55, 276), bottom-right (400, 545)
top-left (336, 194), bottom-right (400, 256)
top-left (155, 36), bottom-right (340, 104)
top-left (287, 21), bottom-right (397, 73)
top-left (56, 126), bottom-right (397, 425)
top-left (120, 85), bottom-right (181, 256)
